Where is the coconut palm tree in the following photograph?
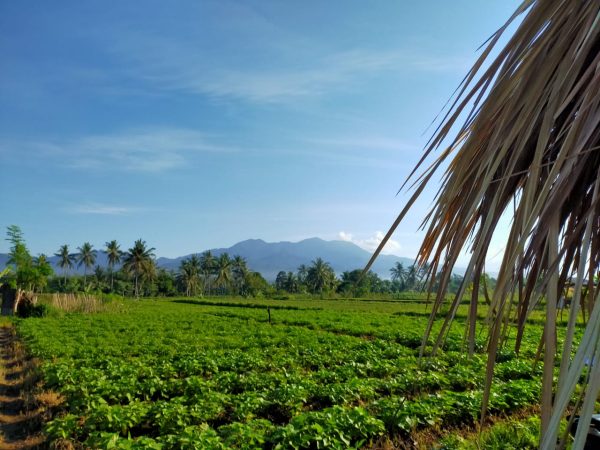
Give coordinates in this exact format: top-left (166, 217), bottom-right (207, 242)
top-left (390, 262), bottom-right (407, 290)
top-left (55, 244), bottom-right (75, 286)
top-left (122, 239), bottom-right (155, 298)
top-left (105, 240), bottom-right (123, 292)
top-left (214, 253), bottom-right (232, 294)
top-left (297, 264), bottom-right (308, 287)
top-left (232, 255), bottom-right (248, 295)
top-left (178, 255), bottom-right (202, 297)
top-left (200, 250), bottom-right (216, 296)
top-left (285, 272), bottom-right (299, 293)
top-left (306, 258), bottom-right (335, 295)
top-left (140, 259), bottom-right (157, 296)
top-left (366, 2), bottom-right (600, 448)
top-left (33, 254), bottom-right (53, 292)
top-left (76, 242), bottom-right (97, 288)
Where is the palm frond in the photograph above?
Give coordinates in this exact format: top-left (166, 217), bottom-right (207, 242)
top-left (367, 1), bottom-right (600, 448)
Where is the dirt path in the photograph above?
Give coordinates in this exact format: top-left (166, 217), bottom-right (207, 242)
top-left (0, 326), bottom-right (45, 450)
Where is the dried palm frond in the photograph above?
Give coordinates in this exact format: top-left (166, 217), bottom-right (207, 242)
top-left (366, 1), bottom-right (600, 448)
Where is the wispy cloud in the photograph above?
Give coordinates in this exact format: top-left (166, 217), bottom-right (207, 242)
top-left (107, 27), bottom-right (472, 104)
top-left (338, 230), bottom-right (403, 255)
top-left (190, 50), bottom-right (406, 102)
top-left (178, 51), bottom-right (468, 103)
top-left (276, 134), bottom-right (418, 169)
top-left (65, 202), bottom-right (141, 215)
top-left (305, 135), bottom-right (418, 152)
top-left (1, 127), bottom-right (235, 173)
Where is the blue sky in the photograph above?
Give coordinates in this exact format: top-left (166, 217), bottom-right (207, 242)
top-left (0, 1), bottom-right (519, 265)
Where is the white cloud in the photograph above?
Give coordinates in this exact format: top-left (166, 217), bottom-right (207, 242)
top-left (338, 231), bottom-right (353, 241)
top-left (338, 230), bottom-right (403, 255)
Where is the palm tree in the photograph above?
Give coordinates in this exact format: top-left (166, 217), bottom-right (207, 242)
top-left (232, 255), bottom-right (248, 295)
top-left (365, 2), bottom-right (600, 447)
top-left (93, 265), bottom-right (105, 290)
top-left (214, 253), bottom-right (232, 294)
top-left (285, 272), bottom-right (299, 293)
top-left (33, 254), bottom-right (53, 292)
top-left (405, 265), bottom-right (418, 291)
top-left (55, 244), bottom-right (75, 286)
top-left (390, 262), bottom-right (406, 290)
top-left (200, 251), bottom-right (215, 296)
top-left (306, 258), bottom-right (335, 295)
top-left (275, 271), bottom-right (288, 291)
top-left (76, 242), bottom-right (97, 288)
top-left (297, 264), bottom-right (308, 286)
top-left (122, 239), bottom-right (155, 298)
top-left (105, 240), bottom-right (123, 292)
top-left (140, 259), bottom-right (157, 296)
top-left (178, 255), bottom-right (202, 296)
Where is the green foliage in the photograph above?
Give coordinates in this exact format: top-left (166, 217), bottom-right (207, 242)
top-left (15, 298), bottom-right (552, 449)
top-left (439, 417), bottom-right (541, 449)
top-left (76, 242), bottom-right (97, 284)
top-left (337, 270), bottom-right (374, 297)
top-left (178, 255), bottom-right (202, 297)
top-left (305, 258), bottom-right (336, 295)
top-left (122, 239), bottom-right (156, 297)
top-left (17, 302), bottom-right (53, 318)
top-left (155, 268), bottom-right (178, 296)
top-left (244, 271), bottom-right (272, 297)
top-left (4, 225), bottom-right (54, 291)
top-left (272, 406), bottom-right (384, 449)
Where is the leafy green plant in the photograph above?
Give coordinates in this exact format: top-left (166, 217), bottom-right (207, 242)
top-left (20, 297), bottom-right (551, 448)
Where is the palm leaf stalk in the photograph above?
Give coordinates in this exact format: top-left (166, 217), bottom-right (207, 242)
top-left (365, 1), bottom-right (600, 448)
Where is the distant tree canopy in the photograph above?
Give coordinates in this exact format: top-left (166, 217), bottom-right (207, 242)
top-left (1, 225), bottom-right (496, 300)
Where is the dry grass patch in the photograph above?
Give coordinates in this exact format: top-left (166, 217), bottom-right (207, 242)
top-left (50, 293), bottom-right (102, 313)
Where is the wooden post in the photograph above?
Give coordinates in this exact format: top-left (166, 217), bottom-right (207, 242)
top-left (267, 306), bottom-right (271, 325)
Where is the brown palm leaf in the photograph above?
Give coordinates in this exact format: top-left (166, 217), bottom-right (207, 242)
top-left (365, 1), bottom-right (600, 448)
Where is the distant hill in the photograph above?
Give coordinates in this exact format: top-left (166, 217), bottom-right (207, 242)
top-left (156, 238), bottom-right (414, 280)
top-left (1, 238), bottom-right (415, 281)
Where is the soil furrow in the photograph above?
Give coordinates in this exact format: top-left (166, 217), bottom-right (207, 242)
top-left (0, 326), bottom-right (45, 450)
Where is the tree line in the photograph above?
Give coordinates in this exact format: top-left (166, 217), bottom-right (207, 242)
top-left (2, 226), bottom-right (492, 299)
top-left (50, 241), bottom-right (271, 298)
top-left (273, 260), bottom-right (479, 296)
top-left (1, 225), bottom-right (272, 298)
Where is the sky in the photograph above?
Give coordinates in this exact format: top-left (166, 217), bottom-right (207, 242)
top-left (0, 1), bottom-right (520, 266)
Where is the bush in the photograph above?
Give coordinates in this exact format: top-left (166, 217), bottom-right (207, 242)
top-left (18, 302), bottom-right (52, 318)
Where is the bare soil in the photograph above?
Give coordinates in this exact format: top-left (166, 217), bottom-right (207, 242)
top-left (0, 326), bottom-right (46, 449)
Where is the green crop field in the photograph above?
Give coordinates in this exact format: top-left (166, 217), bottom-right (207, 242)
top-left (15, 297), bottom-right (578, 449)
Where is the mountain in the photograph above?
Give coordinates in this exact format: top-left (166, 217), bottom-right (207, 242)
top-left (156, 238), bottom-right (414, 280)
top-left (1, 238), bottom-right (415, 281)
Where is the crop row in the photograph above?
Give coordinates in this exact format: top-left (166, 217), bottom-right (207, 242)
top-left (17, 299), bottom-right (546, 448)
top-left (44, 378), bottom-right (541, 449)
